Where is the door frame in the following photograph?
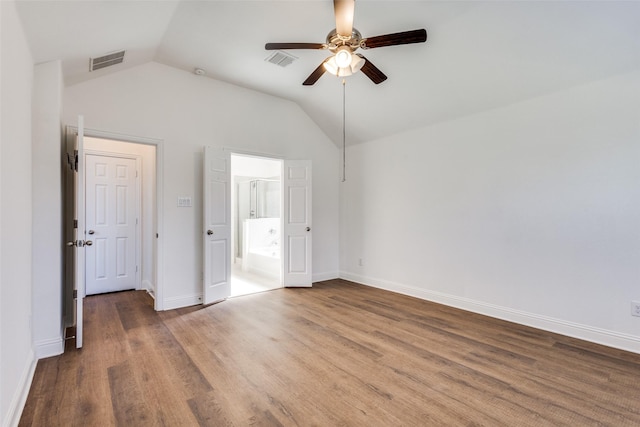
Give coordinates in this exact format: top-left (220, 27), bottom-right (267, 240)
top-left (65, 126), bottom-right (165, 310)
top-left (84, 150), bottom-right (143, 293)
top-left (227, 149), bottom-right (312, 290)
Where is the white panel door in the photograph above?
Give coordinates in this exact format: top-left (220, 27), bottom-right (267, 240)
top-left (85, 155), bottom-right (138, 295)
top-left (72, 116), bottom-right (86, 348)
top-left (283, 160), bottom-right (312, 287)
top-left (203, 146), bottom-right (231, 305)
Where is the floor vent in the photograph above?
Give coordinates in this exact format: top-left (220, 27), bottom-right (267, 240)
top-left (90, 50), bottom-right (125, 72)
top-left (265, 51), bottom-right (297, 68)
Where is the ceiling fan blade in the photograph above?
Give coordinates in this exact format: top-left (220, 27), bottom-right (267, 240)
top-left (265, 43), bottom-right (326, 50)
top-left (361, 29), bottom-right (427, 49)
top-left (356, 54), bottom-right (387, 84)
top-left (303, 60), bottom-right (329, 86)
top-left (334, 0), bottom-right (355, 37)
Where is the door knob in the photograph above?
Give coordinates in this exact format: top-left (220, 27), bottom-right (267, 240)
top-left (207, 230), bottom-right (213, 235)
top-left (85, 240), bottom-right (93, 246)
top-left (88, 230), bottom-right (95, 235)
top-left (306, 227), bottom-right (311, 232)
top-left (67, 241), bottom-right (76, 247)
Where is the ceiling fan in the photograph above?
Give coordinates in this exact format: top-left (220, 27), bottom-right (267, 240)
top-left (265, 0), bottom-right (427, 85)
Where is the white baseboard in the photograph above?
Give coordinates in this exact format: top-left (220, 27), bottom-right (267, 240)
top-left (312, 271), bottom-right (339, 283)
top-left (162, 294), bottom-right (202, 311)
top-left (340, 271), bottom-right (640, 355)
top-left (34, 336), bottom-right (64, 359)
top-left (141, 279), bottom-right (155, 295)
top-left (5, 349), bottom-right (37, 427)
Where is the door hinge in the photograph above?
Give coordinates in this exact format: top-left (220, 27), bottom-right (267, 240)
top-left (73, 219), bottom-right (78, 229)
top-left (73, 150), bottom-right (78, 172)
top-left (66, 153), bottom-right (75, 171)
top-left (136, 266), bottom-right (138, 273)
top-left (73, 290), bottom-right (77, 299)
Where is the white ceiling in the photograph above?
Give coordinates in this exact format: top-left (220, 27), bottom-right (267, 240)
top-left (16, 0), bottom-right (640, 145)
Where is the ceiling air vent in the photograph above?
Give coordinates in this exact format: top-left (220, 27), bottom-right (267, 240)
top-left (265, 51), bottom-right (297, 68)
top-left (90, 50), bottom-right (125, 72)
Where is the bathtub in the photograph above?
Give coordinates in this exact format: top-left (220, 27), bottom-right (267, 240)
top-left (250, 246), bottom-right (280, 259)
top-left (242, 218), bottom-right (281, 279)
top-left (244, 246), bottom-right (281, 279)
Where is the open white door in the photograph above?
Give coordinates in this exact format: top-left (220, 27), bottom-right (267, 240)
top-left (71, 116), bottom-right (86, 348)
top-left (283, 160), bottom-right (312, 287)
top-left (203, 146), bottom-right (231, 305)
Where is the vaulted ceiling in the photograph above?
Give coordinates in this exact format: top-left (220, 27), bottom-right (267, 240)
top-left (16, 1), bottom-right (640, 145)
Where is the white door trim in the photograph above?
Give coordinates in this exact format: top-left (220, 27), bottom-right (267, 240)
top-left (66, 126), bottom-right (164, 310)
top-left (84, 150), bottom-right (142, 292)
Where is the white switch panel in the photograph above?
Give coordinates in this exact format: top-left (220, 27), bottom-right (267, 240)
top-left (177, 197), bottom-right (192, 207)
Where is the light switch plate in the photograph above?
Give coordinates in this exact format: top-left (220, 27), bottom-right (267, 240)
top-left (177, 197), bottom-right (192, 207)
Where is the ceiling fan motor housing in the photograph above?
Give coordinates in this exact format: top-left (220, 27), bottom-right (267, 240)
top-left (326, 28), bottom-right (362, 53)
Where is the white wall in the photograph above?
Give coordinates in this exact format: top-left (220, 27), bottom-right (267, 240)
top-left (1, 0), bottom-right (36, 425)
top-left (84, 137), bottom-right (156, 295)
top-left (64, 62), bottom-right (340, 309)
top-left (232, 154), bottom-right (281, 179)
top-left (32, 60), bottom-right (64, 359)
top-left (341, 70), bottom-right (640, 353)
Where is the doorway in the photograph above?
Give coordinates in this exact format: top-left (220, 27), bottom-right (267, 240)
top-left (64, 124), bottom-right (164, 350)
top-left (83, 136), bottom-right (157, 297)
top-left (230, 154), bottom-right (283, 297)
top-left (202, 147), bottom-right (312, 304)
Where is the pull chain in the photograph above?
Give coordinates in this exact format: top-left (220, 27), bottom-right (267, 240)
top-left (342, 78), bottom-right (346, 182)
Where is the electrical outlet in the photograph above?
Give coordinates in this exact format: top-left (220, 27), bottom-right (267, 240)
top-left (631, 301), bottom-right (640, 317)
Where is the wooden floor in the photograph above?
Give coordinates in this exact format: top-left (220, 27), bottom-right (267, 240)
top-left (20, 280), bottom-right (640, 426)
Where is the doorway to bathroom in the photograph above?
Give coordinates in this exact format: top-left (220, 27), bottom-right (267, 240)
top-left (230, 154), bottom-right (283, 297)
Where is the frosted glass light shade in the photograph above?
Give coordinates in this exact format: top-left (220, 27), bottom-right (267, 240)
top-left (350, 55), bottom-right (365, 72)
top-left (324, 57), bottom-right (340, 75)
top-left (323, 51), bottom-right (365, 77)
top-left (335, 48), bottom-right (352, 68)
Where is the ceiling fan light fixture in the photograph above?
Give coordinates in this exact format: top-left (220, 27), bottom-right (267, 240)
top-left (337, 67), bottom-right (352, 77)
top-left (324, 56), bottom-right (339, 75)
top-left (324, 56), bottom-right (354, 76)
top-left (351, 54), bottom-right (365, 72)
top-left (335, 46), bottom-right (352, 68)
top-left (324, 48), bottom-right (365, 77)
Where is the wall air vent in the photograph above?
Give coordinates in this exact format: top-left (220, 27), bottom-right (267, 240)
top-left (265, 51), bottom-right (297, 68)
top-left (90, 50), bottom-right (125, 72)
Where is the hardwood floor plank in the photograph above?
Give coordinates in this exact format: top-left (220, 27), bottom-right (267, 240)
top-left (122, 327), bottom-right (201, 425)
top-left (108, 361), bottom-right (154, 426)
top-left (187, 393), bottom-right (233, 427)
